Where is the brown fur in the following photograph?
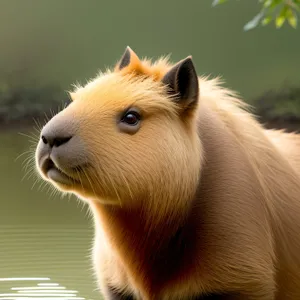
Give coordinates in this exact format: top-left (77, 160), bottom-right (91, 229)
top-left (35, 48), bottom-right (300, 300)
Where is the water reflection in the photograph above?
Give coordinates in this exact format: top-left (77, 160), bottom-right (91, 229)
top-left (0, 131), bottom-right (100, 299)
top-left (0, 277), bottom-right (85, 299)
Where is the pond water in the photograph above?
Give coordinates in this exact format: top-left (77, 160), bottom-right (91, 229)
top-left (0, 129), bottom-right (101, 299)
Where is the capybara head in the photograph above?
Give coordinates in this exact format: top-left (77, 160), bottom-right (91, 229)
top-left (35, 47), bottom-right (202, 212)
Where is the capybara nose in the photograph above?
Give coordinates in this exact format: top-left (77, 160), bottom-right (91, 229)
top-left (36, 113), bottom-right (87, 179)
top-left (40, 117), bottom-right (74, 149)
top-left (41, 134), bottom-right (72, 148)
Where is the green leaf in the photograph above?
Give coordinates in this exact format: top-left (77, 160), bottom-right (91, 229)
top-left (262, 15), bottom-right (272, 25)
top-left (287, 8), bottom-right (298, 28)
top-left (275, 15), bottom-right (286, 28)
top-left (288, 16), bottom-right (297, 28)
top-left (243, 10), bottom-right (265, 31)
top-left (275, 5), bottom-right (288, 28)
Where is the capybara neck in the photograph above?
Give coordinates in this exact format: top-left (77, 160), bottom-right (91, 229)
top-left (91, 196), bottom-right (199, 295)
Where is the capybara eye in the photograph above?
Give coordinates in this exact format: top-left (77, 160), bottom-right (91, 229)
top-left (121, 111), bottom-right (140, 126)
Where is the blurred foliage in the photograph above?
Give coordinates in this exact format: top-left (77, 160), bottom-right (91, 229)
top-left (0, 80), bottom-right (299, 127)
top-left (0, 82), bottom-right (70, 126)
top-left (253, 84), bottom-right (300, 122)
top-left (212, 0), bottom-right (300, 31)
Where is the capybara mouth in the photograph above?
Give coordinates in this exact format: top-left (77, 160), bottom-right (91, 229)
top-left (41, 158), bottom-right (79, 186)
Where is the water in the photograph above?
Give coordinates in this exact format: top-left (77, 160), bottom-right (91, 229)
top-left (0, 130), bottom-right (101, 299)
top-left (0, 278), bottom-right (86, 300)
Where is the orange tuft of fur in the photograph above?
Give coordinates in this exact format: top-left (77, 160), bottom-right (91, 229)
top-left (36, 47), bottom-right (300, 300)
top-left (114, 46), bottom-right (172, 81)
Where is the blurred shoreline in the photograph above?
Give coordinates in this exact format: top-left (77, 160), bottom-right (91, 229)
top-left (0, 84), bottom-right (299, 133)
top-left (1, 113), bottom-right (299, 135)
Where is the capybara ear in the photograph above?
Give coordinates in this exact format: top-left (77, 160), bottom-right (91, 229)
top-left (115, 46), bottom-right (142, 71)
top-left (161, 56), bottom-right (199, 111)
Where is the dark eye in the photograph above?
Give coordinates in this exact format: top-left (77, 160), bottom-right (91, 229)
top-left (118, 108), bottom-right (142, 135)
top-left (121, 111), bottom-right (140, 126)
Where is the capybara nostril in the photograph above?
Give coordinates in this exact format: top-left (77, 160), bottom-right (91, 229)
top-left (41, 134), bottom-right (72, 148)
top-left (41, 135), bottom-right (48, 145)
